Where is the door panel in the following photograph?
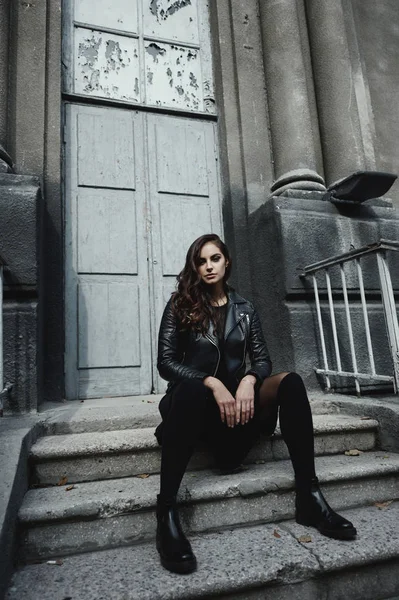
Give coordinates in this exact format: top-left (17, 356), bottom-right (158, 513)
top-left (65, 104), bottom-right (152, 399)
top-left (76, 112), bottom-right (137, 188)
top-left (77, 278), bottom-right (140, 368)
top-left (75, 0), bottom-right (139, 33)
top-left (77, 189), bottom-right (138, 274)
top-left (147, 113), bottom-right (222, 393)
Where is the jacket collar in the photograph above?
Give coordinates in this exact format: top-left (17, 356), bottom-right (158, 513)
top-left (227, 289), bottom-right (247, 305)
top-left (205, 289), bottom-right (247, 344)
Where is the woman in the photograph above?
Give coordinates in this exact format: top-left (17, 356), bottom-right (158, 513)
top-left (155, 234), bottom-right (356, 574)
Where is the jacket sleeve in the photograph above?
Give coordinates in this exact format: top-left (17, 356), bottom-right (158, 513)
top-left (157, 299), bottom-right (209, 383)
top-left (245, 306), bottom-right (272, 385)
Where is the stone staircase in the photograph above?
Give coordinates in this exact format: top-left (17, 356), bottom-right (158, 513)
top-left (6, 395), bottom-right (399, 599)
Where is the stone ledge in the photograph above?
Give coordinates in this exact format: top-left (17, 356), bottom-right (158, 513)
top-left (8, 503), bottom-right (399, 600)
top-left (35, 392), bottom-right (378, 434)
top-left (19, 451), bottom-right (399, 525)
top-left (31, 414), bottom-right (378, 459)
top-left (29, 414), bottom-right (379, 485)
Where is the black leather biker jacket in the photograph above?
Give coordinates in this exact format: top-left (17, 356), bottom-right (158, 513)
top-left (157, 290), bottom-right (272, 393)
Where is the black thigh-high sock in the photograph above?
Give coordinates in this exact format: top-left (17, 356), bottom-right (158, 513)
top-left (159, 379), bottom-right (209, 501)
top-left (277, 372), bottom-right (316, 492)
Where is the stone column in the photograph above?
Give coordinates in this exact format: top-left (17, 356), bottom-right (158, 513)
top-left (8, 0), bottom-right (47, 174)
top-left (259, 0), bottom-right (325, 195)
top-left (305, 0), bottom-right (368, 185)
top-left (0, 0), bottom-right (10, 150)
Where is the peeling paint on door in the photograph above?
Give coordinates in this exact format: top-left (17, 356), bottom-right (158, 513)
top-left (149, 0), bottom-right (192, 22)
top-left (75, 28), bottom-right (140, 101)
top-left (146, 42), bottom-right (166, 62)
top-left (67, 0), bottom-right (215, 112)
top-left (145, 42), bottom-right (202, 110)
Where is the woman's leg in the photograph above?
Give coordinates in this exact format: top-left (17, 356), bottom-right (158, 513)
top-left (156, 378), bottom-right (209, 574)
top-left (159, 378), bottom-right (209, 500)
top-left (258, 372), bottom-right (316, 487)
top-left (258, 372), bottom-right (357, 540)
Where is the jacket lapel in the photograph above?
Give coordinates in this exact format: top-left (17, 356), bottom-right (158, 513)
top-left (224, 290), bottom-right (246, 340)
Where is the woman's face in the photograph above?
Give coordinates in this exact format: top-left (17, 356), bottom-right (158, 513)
top-left (197, 242), bottom-right (228, 287)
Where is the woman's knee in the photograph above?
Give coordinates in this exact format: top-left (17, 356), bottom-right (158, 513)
top-left (278, 372), bottom-right (306, 395)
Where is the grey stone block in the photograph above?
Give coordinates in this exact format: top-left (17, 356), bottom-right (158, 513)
top-left (7, 504), bottom-right (399, 600)
top-left (38, 395), bottom-right (164, 434)
top-left (30, 414), bottom-right (378, 484)
top-left (248, 196), bottom-right (399, 389)
top-left (18, 451), bottom-right (399, 560)
top-left (3, 301), bottom-right (40, 414)
top-left (0, 174), bottom-right (41, 289)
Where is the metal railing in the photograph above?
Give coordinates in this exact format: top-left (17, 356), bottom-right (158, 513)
top-left (301, 239), bottom-right (399, 396)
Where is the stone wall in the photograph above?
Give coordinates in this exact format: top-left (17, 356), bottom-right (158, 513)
top-left (0, 175), bottom-right (43, 412)
top-left (1, 0), bottom-right (63, 405)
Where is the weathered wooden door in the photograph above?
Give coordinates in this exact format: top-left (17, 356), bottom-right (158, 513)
top-left (63, 0), bottom-right (222, 398)
top-left (146, 113), bottom-right (223, 392)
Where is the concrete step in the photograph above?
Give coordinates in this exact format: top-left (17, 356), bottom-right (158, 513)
top-left (37, 393), bottom-right (343, 436)
top-left (8, 502), bottom-right (399, 600)
top-left (30, 414), bottom-right (379, 484)
top-left (19, 451), bottom-right (399, 560)
top-left (38, 394), bottom-right (164, 435)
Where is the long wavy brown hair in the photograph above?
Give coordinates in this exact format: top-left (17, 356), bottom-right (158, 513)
top-left (171, 234), bottom-right (232, 333)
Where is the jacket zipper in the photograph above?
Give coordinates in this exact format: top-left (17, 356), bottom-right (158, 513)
top-left (205, 333), bottom-right (221, 376)
top-left (237, 314), bottom-right (249, 376)
top-left (206, 312), bottom-right (248, 377)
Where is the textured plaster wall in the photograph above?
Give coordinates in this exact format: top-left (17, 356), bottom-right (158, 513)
top-left (352, 0), bottom-right (399, 206)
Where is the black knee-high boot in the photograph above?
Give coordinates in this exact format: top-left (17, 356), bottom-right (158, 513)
top-left (278, 373), bottom-right (357, 540)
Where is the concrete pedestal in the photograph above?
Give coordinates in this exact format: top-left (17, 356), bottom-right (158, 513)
top-left (0, 174), bottom-right (42, 413)
top-left (249, 194), bottom-right (399, 392)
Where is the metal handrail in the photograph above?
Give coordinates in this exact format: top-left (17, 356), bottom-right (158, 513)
top-left (301, 239), bottom-right (399, 275)
top-left (301, 239), bottom-right (399, 396)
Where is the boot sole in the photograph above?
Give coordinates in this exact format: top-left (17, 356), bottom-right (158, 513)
top-left (160, 555), bottom-right (197, 574)
top-left (296, 516), bottom-right (357, 540)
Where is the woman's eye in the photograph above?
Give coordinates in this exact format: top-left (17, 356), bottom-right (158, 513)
top-left (213, 256), bottom-right (221, 262)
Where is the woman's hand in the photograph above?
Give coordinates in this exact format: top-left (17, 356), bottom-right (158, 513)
top-left (204, 376), bottom-right (236, 428)
top-left (235, 375), bottom-right (256, 424)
